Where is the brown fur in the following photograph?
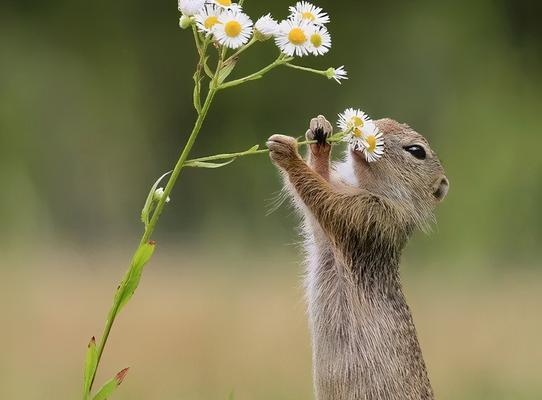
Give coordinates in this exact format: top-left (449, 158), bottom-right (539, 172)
top-left (267, 116), bottom-right (449, 400)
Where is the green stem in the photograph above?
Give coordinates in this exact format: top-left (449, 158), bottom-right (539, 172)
top-left (219, 54), bottom-right (292, 90)
top-left (184, 133), bottom-right (349, 165)
top-left (284, 63), bottom-right (327, 77)
top-left (188, 149), bottom-right (270, 164)
top-left (225, 36), bottom-right (257, 63)
top-left (192, 25), bottom-right (202, 55)
top-left (141, 87), bottom-right (218, 244)
top-left (88, 65), bottom-right (223, 399)
top-left (193, 28), bottom-right (211, 113)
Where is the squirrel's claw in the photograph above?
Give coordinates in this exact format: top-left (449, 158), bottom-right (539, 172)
top-left (307, 115), bottom-right (333, 145)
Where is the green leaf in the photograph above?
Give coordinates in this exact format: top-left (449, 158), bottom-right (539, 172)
top-left (184, 159), bottom-right (236, 169)
top-left (115, 241), bottom-right (156, 312)
top-left (141, 171), bottom-right (172, 228)
top-left (82, 336), bottom-right (98, 398)
top-left (92, 368), bottom-right (129, 400)
top-left (246, 144), bottom-right (259, 153)
top-left (203, 57), bottom-right (214, 79)
top-left (217, 58), bottom-right (238, 84)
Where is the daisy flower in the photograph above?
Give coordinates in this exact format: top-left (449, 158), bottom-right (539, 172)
top-left (275, 19), bottom-right (312, 57)
top-left (195, 4), bottom-right (223, 34)
top-left (338, 108), bottom-right (371, 134)
top-left (307, 24), bottom-right (331, 56)
top-left (338, 108), bottom-right (385, 161)
top-left (210, 0), bottom-right (239, 9)
top-left (288, 1), bottom-right (330, 26)
top-left (178, 0), bottom-right (206, 16)
top-left (255, 14), bottom-right (279, 40)
top-left (326, 66), bottom-right (348, 84)
top-left (360, 124), bottom-right (385, 162)
top-left (338, 108), bottom-right (372, 149)
top-left (213, 9), bottom-right (253, 49)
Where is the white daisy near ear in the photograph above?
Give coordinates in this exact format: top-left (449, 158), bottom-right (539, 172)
top-left (360, 124), bottom-right (385, 162)
top-left (210, 0), bottom-right (239, 9)
top-left (194, 4), bottom-right (223, 35)
top-left (307, 24), bottom-right (331, 56)
top-left (213, 9), bottom-right (253, 49)
top-left (255, 14), bottom-right (279, 40)
top-left (326, 66), bottom-right (348, 84)
top-left (178, 0), bottom-right (206, 16)
top-left (338, 108), bottom-right (373, 150)
top-left (154, 188), bottom-right (171, 203)
top-left (289, 1), bottom-right (330, 26)
top-left (275, 19), bottom-right (312, 57)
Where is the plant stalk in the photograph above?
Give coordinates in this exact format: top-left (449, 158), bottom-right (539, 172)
top-left (184, 135), bottom-right (349, 165)
top-left (88, 75), bottom-right (221, 399)
top-left (141, 87), bottom-right (217, 244)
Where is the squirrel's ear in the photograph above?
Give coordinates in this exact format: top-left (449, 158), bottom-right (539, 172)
top-left (433, 176), bottom-right (449, 202)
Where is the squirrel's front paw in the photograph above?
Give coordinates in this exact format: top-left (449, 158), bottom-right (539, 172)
top-left (306, 115), bottom-right (333, 157)
top-left (267, 134), bottom-right (300, 169)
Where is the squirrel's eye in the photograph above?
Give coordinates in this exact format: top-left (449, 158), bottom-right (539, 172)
top-left (403, 145), bottom-right (426, 160)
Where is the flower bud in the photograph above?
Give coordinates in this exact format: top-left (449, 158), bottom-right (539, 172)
top-left (154, 188), bottom-right (171, 203)
top-left (178, 0), bottom-right (205, 16)
top-left (254, 14), bottom-right (278, 41)
top-left (179, 15), bottom-right (193, 29)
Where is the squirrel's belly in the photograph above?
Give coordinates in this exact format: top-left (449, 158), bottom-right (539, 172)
top-left (304, 255), bottom-right (434, 400)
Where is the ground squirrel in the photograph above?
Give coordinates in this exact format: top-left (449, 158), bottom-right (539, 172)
top-left (266, 115), bottom-right (449, 400)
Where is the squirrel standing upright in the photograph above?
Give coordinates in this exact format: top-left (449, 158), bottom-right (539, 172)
top-left (267, 115), bottom-right (449, 400)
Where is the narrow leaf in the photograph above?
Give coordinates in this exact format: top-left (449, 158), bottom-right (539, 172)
top-left (115, 241), bottom-right (156, 312)
top-left (203, 57), bottom-right (214, 79)
top-left (246, 144), bottom-right (259, 153)
top-left (141, 171), bottom-right (172, 228)
top-left (82, 336), bottom-right (98, 398)
top-left (218, 58), bottom-right (238, 84)
top-left (184, 159), bottom-right (236, 169)
top-left (92, 368), bottom-right (129, 400)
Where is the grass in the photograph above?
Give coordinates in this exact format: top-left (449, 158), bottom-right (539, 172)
top-left (1, 246), bottom-right (541, 399)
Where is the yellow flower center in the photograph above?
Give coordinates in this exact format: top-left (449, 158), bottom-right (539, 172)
top-left (353, 128), bottom-right (363, 138)
top-left (310, 33), bottom-right (322, 48)
top-left (352, 116), bottom-right (364, 127)
top-left (217, 0), bottom-right (232, 6)
top-left (366, 136), bottom-right (377, 153)
top-left (225, 20), bottom-right (242, 37)
top-left (288, 28), bottom-right (307, 45)
top-left (204, 16), bottom-right (219, 29)
top-left (302, 12), bottom-right (315, 21)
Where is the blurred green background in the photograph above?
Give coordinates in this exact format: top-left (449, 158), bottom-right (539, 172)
top-left (1, 0), bottom-right (541, 399)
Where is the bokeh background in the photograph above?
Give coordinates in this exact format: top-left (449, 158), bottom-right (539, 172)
top-left (1, 0), bottom-right (541, 399)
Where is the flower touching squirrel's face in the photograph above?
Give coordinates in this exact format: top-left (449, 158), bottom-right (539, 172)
top-left (348, 118), bottom-right (449, 225)
top-left (338, 108), bottom-right (384, 162)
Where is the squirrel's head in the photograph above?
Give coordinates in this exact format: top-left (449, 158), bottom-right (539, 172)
top-left (346, 118), bottom-right (449, 231)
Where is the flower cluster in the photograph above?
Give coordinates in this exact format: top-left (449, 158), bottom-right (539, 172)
top-left (178, 1), bottom-right (344, 77)
top-left (275, 2), bottom-right (331, 57)
top-left (338, 108), bottom-right (385, 162)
